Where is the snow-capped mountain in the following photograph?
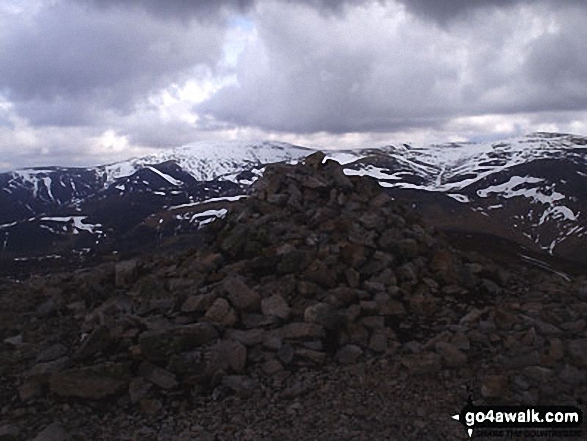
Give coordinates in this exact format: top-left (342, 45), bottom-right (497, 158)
top-left (334, 132), bottom-right (587, 263)
top-left (1, 133), bottom-right (586, 270)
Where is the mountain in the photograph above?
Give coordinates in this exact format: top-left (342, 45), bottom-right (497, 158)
top-left (1, 133), bottom-right (587, 275)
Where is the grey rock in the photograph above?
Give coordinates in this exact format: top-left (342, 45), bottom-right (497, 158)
top-left (33, 422), bottom-right (70, 441)
top-left (129, 376), bottom-right (153, 403)
top-left (37, 343), bottom-right (68, 363)
top-left (401, 352), bottom-right (441, 374)
top-left (335, 344), bottom-right (363, 365)
top-left (209, 340), bottom-right (247, 373)
top-left (568, 338), bottom-right (587, 367)
top-left (139, 361), bottom-right (178, 390)
top-left (435, 342), bottom-right (467, 367)
top-left (261, 294), bottom-right (291, 319)
top-left (49, 362), bottom-right (130, 400)
top-left (279, 322), bottom-right (326, 340)
top-left (181, 293), bottom-right (218, 313)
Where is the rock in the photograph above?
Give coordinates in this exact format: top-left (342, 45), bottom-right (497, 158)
top-left (129, 377), bottom-right (153, 403)
top-left (279, 322), bottom-right (326, 340)
top-left (36, 299), bottom-right (58, 318)
top-left (295, 348), bottom-right (327, 364)
top-left (401, 352), bottom-right (442, 375)
top-left (481, 375), bottom-right (508, 398)
top-left (335, 344), bottom-right (363, 365)
top-left (204, 298), bottom-right (237, 326)
top-left (37, 343), bottom-right (68, 363)
top-left (559, 364), bottom-right (586, 385)
top-left (0, 424), bottom-right (19, 441)
top-left (328, 287), bottom-right (358, 306)
top-left (140, 399), bottom-right (163, 414)
top-left (115, 259), bottom-right (139, 288)
top-left (434, 342), bottom-right (467, 367)
top-left (75, 325), bottom-right (111, 360)
top-left (523, 366), bottom-right (553, 383)
top-left (139, 361), bottom-right (178, 389)
top-left (261, 359), bottom-right (284, 375)
top-left (209, 340), bottom-right (247, 374)
top-left (261, 294), bottom-right (291, 319)
top-left (3, 334), bottom-right (22, 346)
top-left (278, 344), bottom-right (295, 365)
top-left (223, 278), bottom-right (261, 312)
top-left (547, 338), bottom-right (564, 361)
top-left (568, 338), bottom-right (587, 367)
top-left (49, 362), bottom-right (130, 400)
top-left (181, 293), bottom-right (218, 313)
top-left (369, 330), bottom-right (388, 353)
top-left (33, 422), bottom-right (70, 441)
top-left (304, 303), bottom-right (342, 329)
top-left (18, 378), bottom-right (43, 402)
top-left (450, 332), bottom-right (470, 351)
top-left (226, 329), bottom-right (266, 346)
top-left (221, 375), bottom-right (256, 398)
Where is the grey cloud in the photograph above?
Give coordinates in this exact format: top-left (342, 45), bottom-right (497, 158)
top-left (198, 1), bottom-right (587, 135)
top-left (394, 0), bottom-right (586, 24)
top-left (72, 0), bottom-right (256, 21)
top-left (0, 1), bottom-right (224, 125)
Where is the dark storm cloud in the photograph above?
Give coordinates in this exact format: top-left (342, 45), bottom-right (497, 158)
top-left (72, 0), bottom-right (256, 21)
top-left (0, 1), bottom-right (224, 125)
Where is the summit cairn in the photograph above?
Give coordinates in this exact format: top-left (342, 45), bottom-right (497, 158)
top-left (2, 153), bottom-right (586, 439)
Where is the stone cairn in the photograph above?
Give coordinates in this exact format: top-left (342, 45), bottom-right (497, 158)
top-left (3, 152), bottom-right (586, 413)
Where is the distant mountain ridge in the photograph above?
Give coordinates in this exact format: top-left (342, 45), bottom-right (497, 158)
top-left (1, 133), bottom-right (586, 272)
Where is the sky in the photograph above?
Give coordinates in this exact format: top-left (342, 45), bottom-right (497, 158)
top-left (1, 0), bottom-right (587, 170)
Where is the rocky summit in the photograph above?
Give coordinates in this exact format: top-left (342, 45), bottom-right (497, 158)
top-left (1, 152), bottom-right (586, 440)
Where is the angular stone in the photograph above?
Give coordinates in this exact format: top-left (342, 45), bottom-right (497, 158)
top-left (450, 332), bottom-right (470, 351)
top-left (335, 344), bottom-right (363, 365)
top-left (434, 342), bottom-right (467, 367)
top-left (304, 303), bottom-right (343, 329)
top-left (75, 326), bottom-right (111, 360)
top-left (481, 375), bottom-right (508, 398)
top-left (221, 375), bottom-right (256, 398)
top-left (328, 287), bottom-right (357, 306)
top-left (139, 361), bottom-right (178, 390)
top-left (279, 322), bottom-right (325, 340)
top-left (261, 295), bottom-right (291, 320)
top-left (226, 329), bottom-right (266, 347)
top-left (33, 422), bottom-right (70, 441)
top-left (50, 363), bottom-right (130, 400)
top-left (36, 343), bottom-right (68, 363)
top-left (181, 293), bottom-right (218, 313)
top-left (401, 352), bottom-right (441, 375)
top-left (209, 340), bottom-right (247, 373)
top-left (223, 278), bottom-right (261, 312)
top-left (261, 359), bottom-right (284, 375)
top-left (295, 348), bottom-right (327, 364)
top-left (278, 344), bottom-right (295, 365)
top-left (204, 298), bottom-right (237, 326)
top-left (115, 259), bottom-right (139, 288)
top-left (0, 424), bottom-right (19, 441)
top-left (129, 376), bottom-right (152, 403)
top-left (523, 366), bottom-right (554, 383)
top-left (568, 339), bottom-right (587, 367)
top-left (360, 316), bottom-right (385, 330)
top-left (559, 364), bottom-right (586, 385)
top-left (18, 378), bottom-right (43, 402)
top-left (369, 330), bottom-right (388, 353)
top-left (548, 338), bottom-right (564, 361)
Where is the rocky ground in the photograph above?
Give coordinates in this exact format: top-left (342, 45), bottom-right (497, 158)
top-left (0, 152), bottom-right (585, 440)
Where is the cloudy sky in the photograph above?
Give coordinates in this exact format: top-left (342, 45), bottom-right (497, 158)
top-left (1, 0), bottom-right (586, 170)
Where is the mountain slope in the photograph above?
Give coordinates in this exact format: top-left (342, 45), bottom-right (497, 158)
top-left (1, 133), bottom-right (587, 269)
